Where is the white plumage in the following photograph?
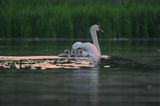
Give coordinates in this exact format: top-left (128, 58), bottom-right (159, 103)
top-left (72, 25), bottom-right (103, 62)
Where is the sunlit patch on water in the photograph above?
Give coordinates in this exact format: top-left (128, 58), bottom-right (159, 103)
top-left (0, 53), bottom-right (159, 71)
top-left (104, 65), bottom-right (110, 68)
top-left (0, 55), bottom-right (109, 70)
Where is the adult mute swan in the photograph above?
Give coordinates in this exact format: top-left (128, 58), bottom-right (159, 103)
top-left (72, 25), bottom-right (104, 62)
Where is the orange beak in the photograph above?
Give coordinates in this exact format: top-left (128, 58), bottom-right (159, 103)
top-left (99, 28), bottom-right (104, 33)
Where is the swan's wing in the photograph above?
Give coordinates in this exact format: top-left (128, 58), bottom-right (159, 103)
top-left (72, 42), bottom-right (83, 49)
top-left (73, 42), bottom-right (99, 54)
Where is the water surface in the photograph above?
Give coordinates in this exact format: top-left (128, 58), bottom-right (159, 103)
top-left (0, 40), bottom-right (160, 106)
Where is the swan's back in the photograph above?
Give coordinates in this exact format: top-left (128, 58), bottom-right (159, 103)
top-left (72, 42), bottom-right (100, 59)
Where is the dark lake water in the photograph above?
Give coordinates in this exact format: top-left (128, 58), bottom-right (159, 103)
top-left (0, 40), bottom-right (160, 106)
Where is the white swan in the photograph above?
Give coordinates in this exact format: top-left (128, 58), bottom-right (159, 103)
top-left (72, 25), bottom-right (104, 62)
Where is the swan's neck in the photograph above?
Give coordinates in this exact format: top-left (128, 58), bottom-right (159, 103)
top-left (90, 30), bottom-right (101, 56)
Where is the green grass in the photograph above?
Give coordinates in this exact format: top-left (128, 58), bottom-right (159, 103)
top-left (0, 0), bottom-right (160, 39)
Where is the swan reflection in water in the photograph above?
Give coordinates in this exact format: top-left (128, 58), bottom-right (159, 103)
top-left (70, 68), bottom-right (99, 105)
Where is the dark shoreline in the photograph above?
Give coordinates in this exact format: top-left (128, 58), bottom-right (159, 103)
top-left (0, 38), bottom-right (160, 42)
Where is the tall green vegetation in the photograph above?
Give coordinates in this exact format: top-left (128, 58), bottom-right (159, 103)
top-left (0, 0), bottom-right (160, 39)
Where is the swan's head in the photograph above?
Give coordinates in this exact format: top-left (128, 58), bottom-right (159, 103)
top-left (90, 25), bottom-right (104, 33)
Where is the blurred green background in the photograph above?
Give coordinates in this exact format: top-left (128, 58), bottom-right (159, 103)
top-left (0, 0), bottom-right (160, 40)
